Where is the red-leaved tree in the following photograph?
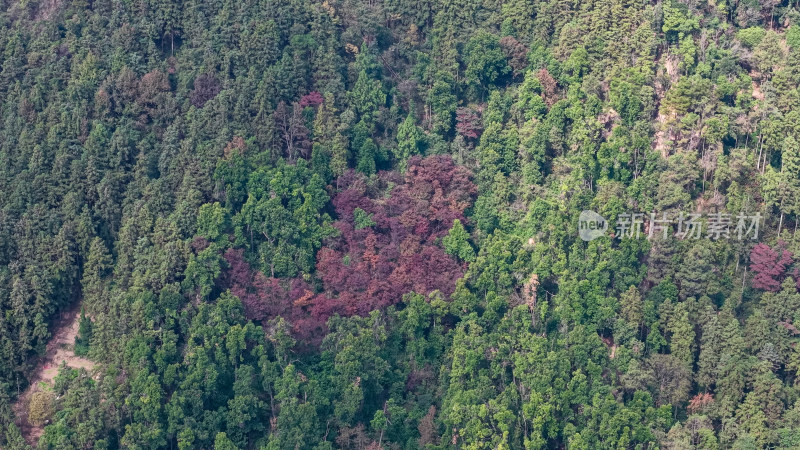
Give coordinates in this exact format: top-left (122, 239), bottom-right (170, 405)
top-left (750, 241), bottom-right (794, 292)
top-left (222, 156), bottom-right (476, 343)
top-left (311, 155), bottom-right (476, 318)
top-left (299, 91), bottom-right (324, 108)
top-left (223, 248), bottom-right (313, 324)
top-left (456, 107), bottom-right (482, 139)
top-left (190, 73), bottom-right (221, 108)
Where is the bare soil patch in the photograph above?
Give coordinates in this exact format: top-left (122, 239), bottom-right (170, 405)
top-left (12, 305), bottom-right (96, 445)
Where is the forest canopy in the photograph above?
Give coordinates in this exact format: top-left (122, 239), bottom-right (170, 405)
top-left (2, 0), bottom-right (800, 448)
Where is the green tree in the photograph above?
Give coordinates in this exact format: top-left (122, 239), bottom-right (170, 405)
top-left (214, 432), bottom-right (239, 450)
top-left (28, 390), bottom-right (54, 427)
top-left (197, 202), bottom-right (229, 242)
top-left (464, 32), bottom-right (510, 99)
top-left (442, 219), bottom-right (475, 262)
top-left (74, 309), bottom-right (93, 356)
top-left (395, 111), bottom-right (426, 169)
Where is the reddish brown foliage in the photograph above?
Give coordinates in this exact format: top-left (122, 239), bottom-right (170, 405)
top-left (499, 36), bottom-right (529, 77)
top-left (191, 236), bottom-right (211, 253)
top-left (536, 68), bottom-right (558, 106)
top-left (223, 248), bottom-right (312, 325)
top-left (138, 70), bottom-right (170, 106)
top-left (310, 156), bottom-right (476, 317)
top-left (780, 321), bottom-right (800, 335)
top-left (132, 69), bottom-right (171, 123)
top-left (456, 107), bottom-right (482, 139)
top-left (223, 136), bottom-right (246, 159)
top-left (687, 393), bottom-right (714, 414)
top-left (418, 405), bottom-right (439, 446)
top-left (222, 156), bottom-right (475, 343)
top-left (299, 91), bottom-right (324, 108)
top-left (190, 73), bottom-right (221, 108)
top-left (750, 241), bottom-right (794, 292)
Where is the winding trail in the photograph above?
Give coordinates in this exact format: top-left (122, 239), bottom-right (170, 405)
top-left (12, 305), bottom-right (96, 445)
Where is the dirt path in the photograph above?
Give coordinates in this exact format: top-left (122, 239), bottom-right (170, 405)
top-left (653, 53), bottom-right (681, 158)
top-left (12, 305), bottom-right (96, 445)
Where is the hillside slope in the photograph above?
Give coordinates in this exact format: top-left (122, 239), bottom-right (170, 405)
top-left (2, 0), bottom-right (800, 448)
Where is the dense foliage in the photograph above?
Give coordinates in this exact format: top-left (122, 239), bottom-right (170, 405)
top-left (3, 0), bottom-right (800, 448)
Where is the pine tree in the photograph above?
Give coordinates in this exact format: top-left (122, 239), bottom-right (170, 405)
top-left (668, 302), bottom-right (695, 366)
top-left (442, 219), bottom-right (475, 262)
top-left (74, 308), bottom-right (93, 356)
top-left (619, 285), bottom-right (643, 330)
top-left (697, 313), bottom-right (722, 390)
top-left (81, 237), bottom-right (113, 314)
top-left (349, 45), bottom-right (386, 124)
top-left (357, 138), bottom-right (378, 175)
top-left (395, 111), bottom-right (426, 170)
top-left (715, 310), bottom-right (748, 419)
top-left (676, 242), bottom-right (714, 299)
top-left (780, 135), bottom-right (800, 222)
